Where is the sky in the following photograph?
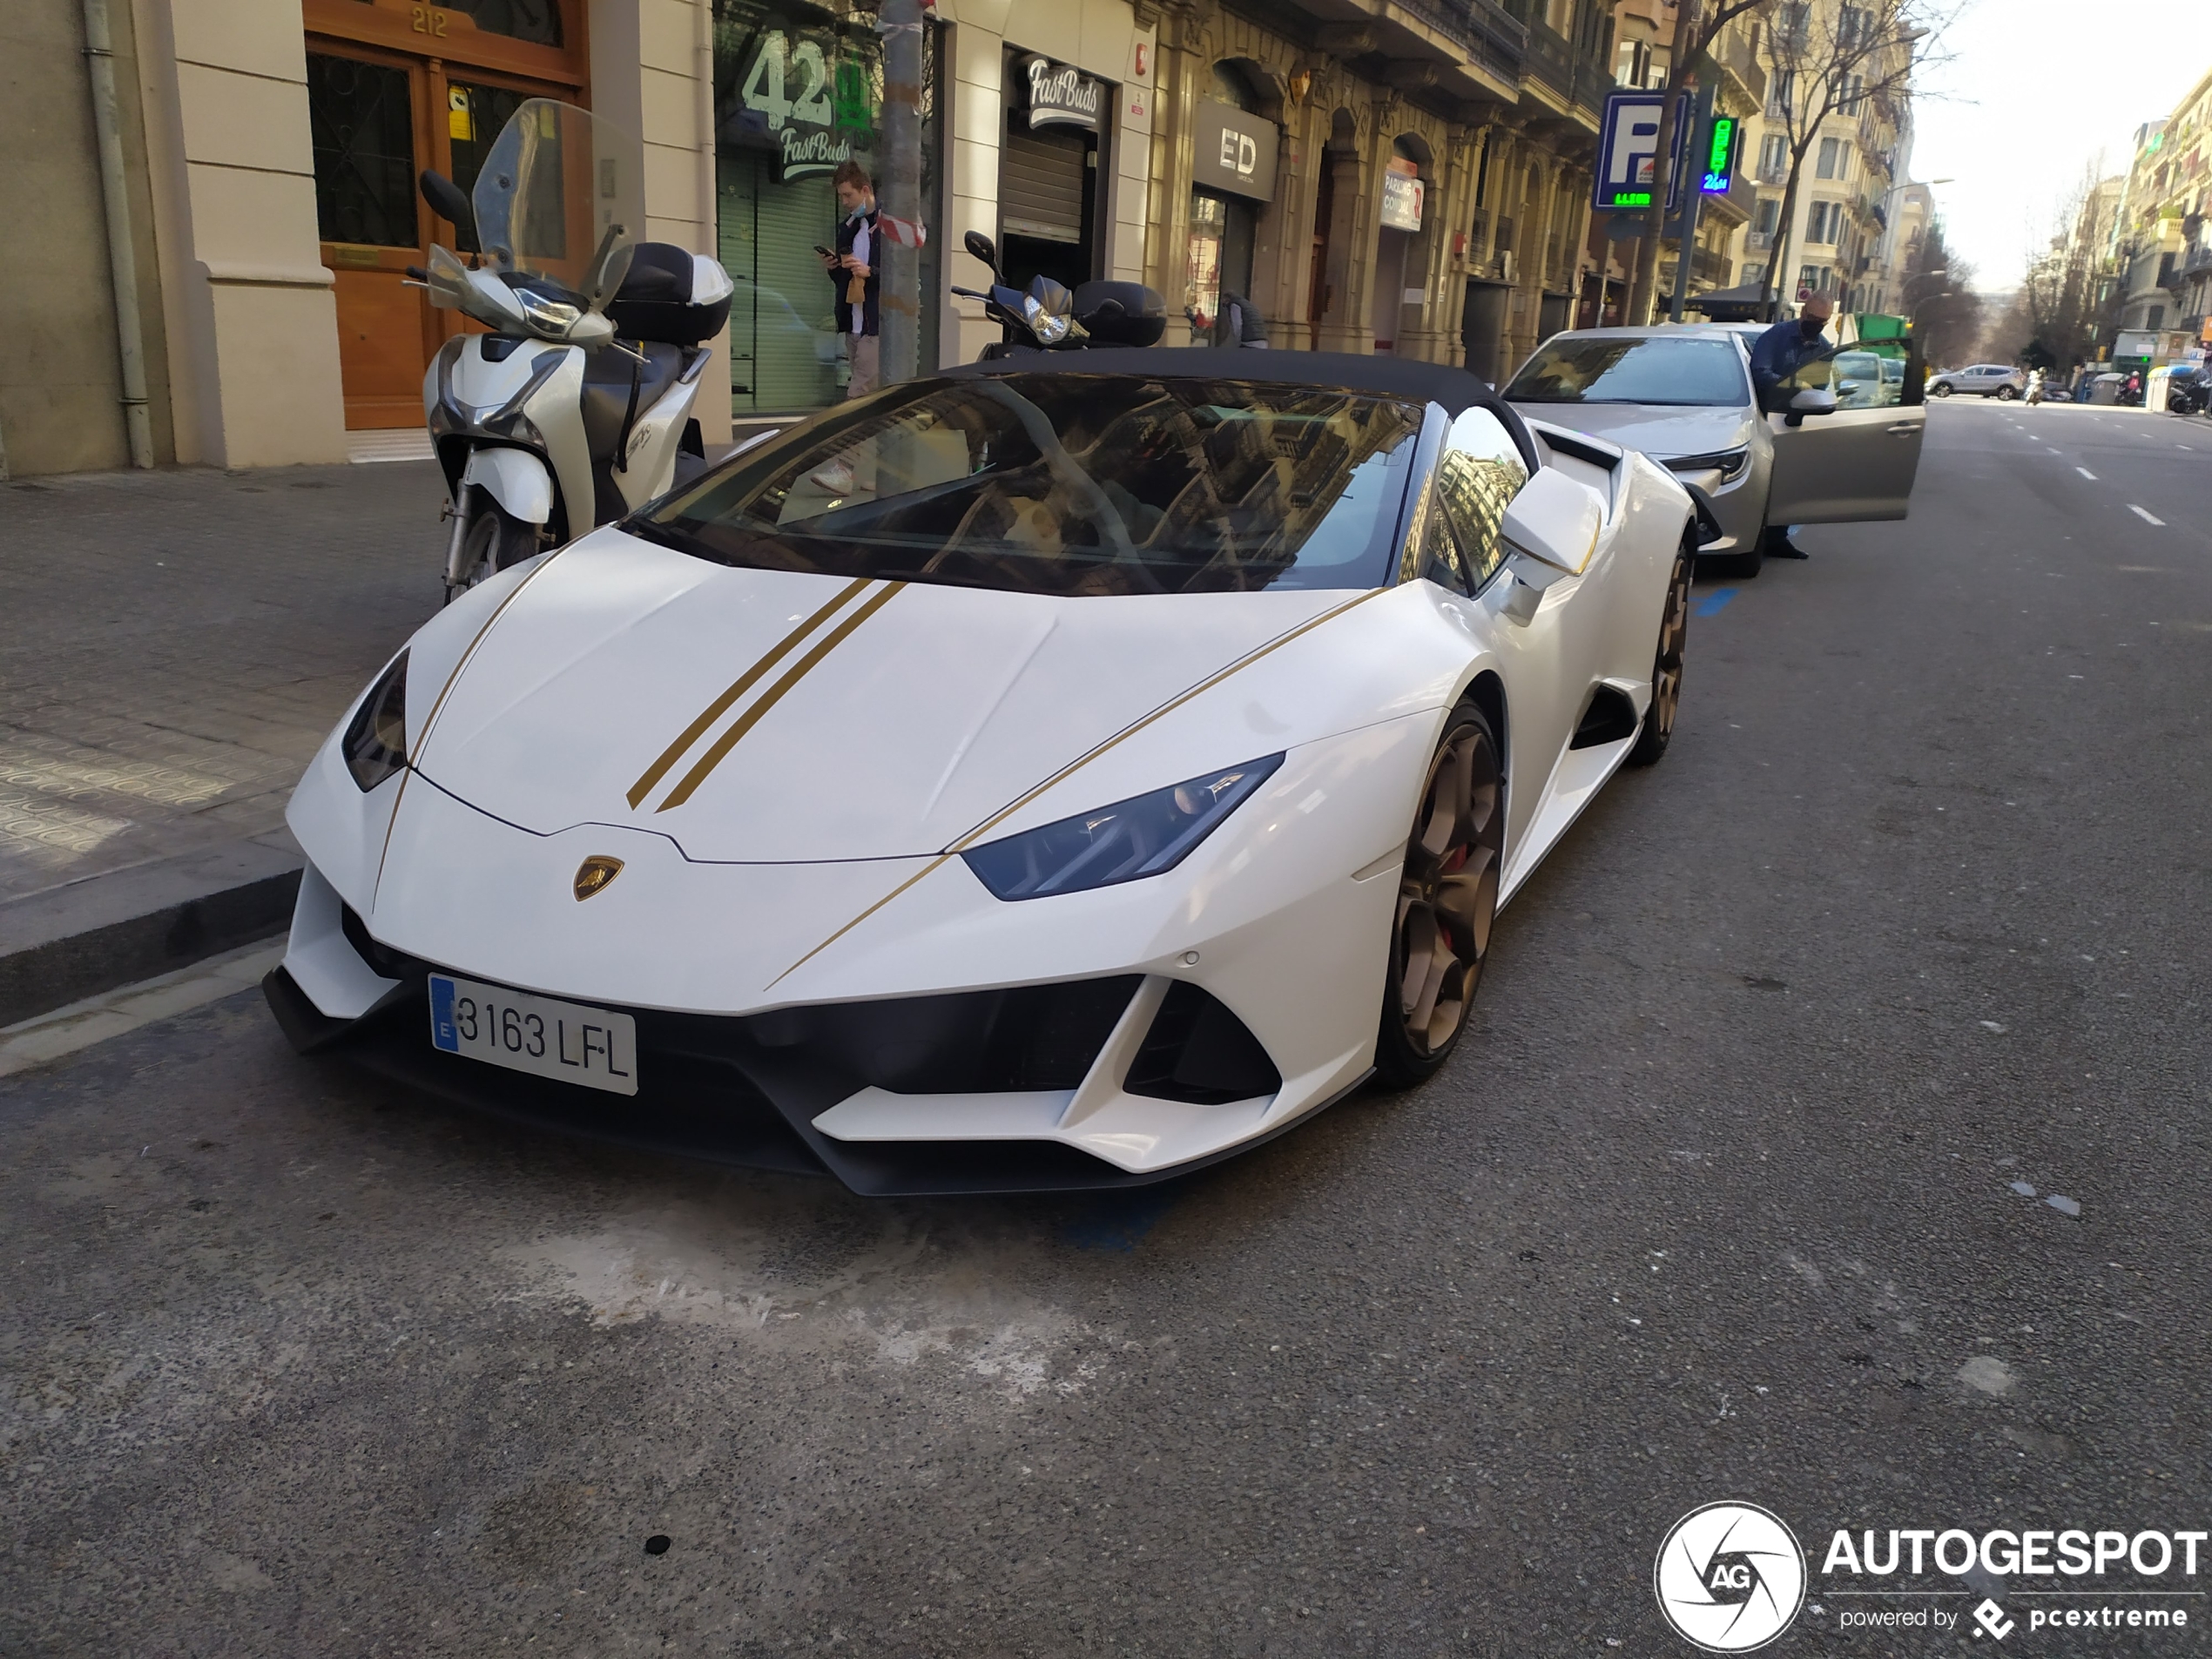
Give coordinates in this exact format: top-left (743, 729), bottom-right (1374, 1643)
top-left (1908, 0), bottom-right (2209, 293)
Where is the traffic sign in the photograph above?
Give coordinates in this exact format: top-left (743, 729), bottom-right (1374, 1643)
top-left (1595, 91), bottom-right (1693, 212)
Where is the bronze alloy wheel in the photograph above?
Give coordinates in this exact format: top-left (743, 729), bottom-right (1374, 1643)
top-left (1629, 537), bottom-right (1693, 766)
top-left (1373, 705), bottom-right (1503, 1088)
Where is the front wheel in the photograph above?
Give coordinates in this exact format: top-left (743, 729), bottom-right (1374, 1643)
top-left (1996, 385), bottom-right (2019, 401)
top-left (1372, 705), bottom-right (1504, 1089)
top-left (1932, 382), bottom-right (1953, 398)
top-left (1629, 537), bottom-right (1692, 767)
top-left (445, 490), bottom-right (541, 604)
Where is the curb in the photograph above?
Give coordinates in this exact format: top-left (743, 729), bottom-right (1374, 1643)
top-left (0, 837), bottom-right (302, 1028)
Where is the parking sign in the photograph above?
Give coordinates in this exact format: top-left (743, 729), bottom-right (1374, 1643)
top-left (1595, 91), bottom-right (1693, 212)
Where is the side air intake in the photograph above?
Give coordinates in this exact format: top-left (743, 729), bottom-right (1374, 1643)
top-left (1123, 982), bottom-right (1281, 1105)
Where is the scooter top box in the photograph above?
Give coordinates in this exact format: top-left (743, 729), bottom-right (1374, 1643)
top-left (607, 244), bottom-right (734, 347)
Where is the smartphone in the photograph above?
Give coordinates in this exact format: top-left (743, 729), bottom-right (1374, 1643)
top-left (815, 246), bottom-right (837, 259)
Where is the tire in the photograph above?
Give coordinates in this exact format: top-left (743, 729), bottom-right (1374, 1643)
top-left (1709, 523), bottom-right (1766, 580)
top-left (1932, 381), bottom-right (1952, 397)
top-left (1996, 385), bottom-right (2019, 401)
top-left (446, 491), bottom-right (540, 603)
top-left (1629, 536), bottom-right (1692, 767)
top-left (1372, 705), bottom-right (1503, 1089)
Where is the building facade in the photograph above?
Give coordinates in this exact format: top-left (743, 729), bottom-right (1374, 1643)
top-left (2108, 70), bottom-right (2212, 362)
top-left (2, 0), bottom-right (1625, 477)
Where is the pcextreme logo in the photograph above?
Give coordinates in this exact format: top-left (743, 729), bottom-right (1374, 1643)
top-left (1654, 1502), bottom-right (1809, 1652)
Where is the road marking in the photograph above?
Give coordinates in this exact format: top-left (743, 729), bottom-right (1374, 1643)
top-left (1694, 588), bottom-right (1739, 617)
top-left (2076, 467), bottom-right (2097, 480)
top-left (2128, 505), bottom-right (2166, 526)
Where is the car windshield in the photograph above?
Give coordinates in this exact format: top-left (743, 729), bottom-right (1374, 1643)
top-left (1505, 336), bottom-right (1750, 408)
top-left (633, 374), bottom-right (1427, 597)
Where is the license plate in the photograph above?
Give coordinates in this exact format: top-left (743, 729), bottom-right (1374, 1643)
top-left (428, 974), bottom-right (638, 1096)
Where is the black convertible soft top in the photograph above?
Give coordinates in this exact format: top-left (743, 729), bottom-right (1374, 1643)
top-left (940, 347), bottom-right (1542, 475)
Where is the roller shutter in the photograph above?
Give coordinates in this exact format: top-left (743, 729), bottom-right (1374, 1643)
top-left (1001, 126), bottom-right (1087, 243)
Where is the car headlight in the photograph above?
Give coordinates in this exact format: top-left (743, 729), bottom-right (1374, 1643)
top-left (1662, 446), bottom-right (1750, 482)
top-left (1022, 293), bottom-right (1070, 345)
top-left (516, 289), bottom-right (581, 336)
top-left (962, 754), bottom-right (1285, 900)
top-left (341, 651), bottom-right (409, 792)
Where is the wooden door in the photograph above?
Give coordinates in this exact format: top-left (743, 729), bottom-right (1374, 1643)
top-left (308, 46), bottom-right (437, 428)
top-left (302, 1), bottom-right (589, 429)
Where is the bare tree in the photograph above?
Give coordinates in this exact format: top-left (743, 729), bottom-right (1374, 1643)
top-left (1757, 0), bottom-right (1954, 316)
top-left (1900, 219), bottom-right (1979, 368)
top-left (1625, 0), bottom-right (1778, 325)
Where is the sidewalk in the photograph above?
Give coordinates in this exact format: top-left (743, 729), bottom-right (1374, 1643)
top-left (1, 460), bottom-right (450, 1021)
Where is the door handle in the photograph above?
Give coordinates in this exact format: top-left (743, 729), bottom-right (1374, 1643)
top-left (1885, 422), bottom-right (1919, 435)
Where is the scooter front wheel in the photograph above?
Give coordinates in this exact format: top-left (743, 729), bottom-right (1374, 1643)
top-left (444, 493), bottom-right (541, 604)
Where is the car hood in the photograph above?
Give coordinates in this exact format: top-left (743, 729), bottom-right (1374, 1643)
top-left (408, 529), bottom-right (1357, 863)
top-left (1507, 402), bottom-right (1754, 461)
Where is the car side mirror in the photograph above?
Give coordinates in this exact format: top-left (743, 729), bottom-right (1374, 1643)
top-left (963, 230), bottom-right (1000, 275)
top-left (1790, 388), bottom-right (1838, 416)
top-left (1500, 466), bottom-right (1604, 577)
top-left (419, 169), bottom-right (476, 242)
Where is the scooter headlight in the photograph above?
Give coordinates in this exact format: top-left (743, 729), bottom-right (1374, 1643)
top-left (341, 651), bottom-right (409, 792)
top-left (961, 755), bottom-right (1284, 900)
top-left (516, 289), bottom-right (582, 337)
top-left (1022, 293), bottom-right (1070, 345)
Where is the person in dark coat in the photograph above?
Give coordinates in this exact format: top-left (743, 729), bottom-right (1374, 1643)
top-left (1746, 292), bottom-right (1838, 560)
top-left (819, 158), bottom-right (880, 398)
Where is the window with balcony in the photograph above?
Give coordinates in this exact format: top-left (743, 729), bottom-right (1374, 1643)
top-left (1755, 198), bottom-right (1781, 236)
top-left (1807, 200), bottom-right (1843, 244)
top-left (1760, 133), bottom-right (1788, 180)
top-left (1769, 71), bottom-right (1796, 118)
top-left (1817, 138), bottom-right (1849, 180)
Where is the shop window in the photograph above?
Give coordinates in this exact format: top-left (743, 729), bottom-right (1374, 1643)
top-left (712, 2), bottom-right (941, 415)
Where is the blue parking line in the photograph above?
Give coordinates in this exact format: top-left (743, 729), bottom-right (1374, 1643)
top-left (1695, 588), bottom-right (1740, 617)
top-left (1061, 1186), bottom-right (1183, 1251)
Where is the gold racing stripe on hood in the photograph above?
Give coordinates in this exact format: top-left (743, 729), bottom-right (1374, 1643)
top-left (764, 588), bottom-right (1380, 987)
top-left (626, 575), bottom-right (874, 809)
top-left (654, 581), bottom-right (907, 813)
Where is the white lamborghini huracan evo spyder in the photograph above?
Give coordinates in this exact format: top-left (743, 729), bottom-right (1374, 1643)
top-left (266, 350), bottom-right (1705, 1195)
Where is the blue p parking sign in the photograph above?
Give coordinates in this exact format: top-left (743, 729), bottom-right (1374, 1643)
top-left (1595, 91), bottom-right (1692, 212)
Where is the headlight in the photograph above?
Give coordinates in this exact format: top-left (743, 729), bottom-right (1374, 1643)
top-left (1022, 293), bottom-right (1070, 345)
top-left (341, 651), bottom-right (409, 792)
top-left (1662, 446), bottom-right (1750, 482)
top-left (962, 755), bottom-right (1284, 900)
top-left (516, 289), bottom-right (581, 336)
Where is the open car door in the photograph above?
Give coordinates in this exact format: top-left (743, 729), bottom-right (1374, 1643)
top-left (1764, 334), bottom-right (1926, 523)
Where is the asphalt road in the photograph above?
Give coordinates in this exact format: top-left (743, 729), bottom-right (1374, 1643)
top-left (5, 403), bottom-right (2209, 1656)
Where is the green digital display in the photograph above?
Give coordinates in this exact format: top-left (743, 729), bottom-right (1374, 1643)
top-left (1701, 116), bottom-right (1738, 194)
top-left (1607, 191), bottom-right (1654, 207)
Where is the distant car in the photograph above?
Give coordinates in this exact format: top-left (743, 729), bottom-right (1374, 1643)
top-left (1503, 325), bottom-right (1927, 578)
top-left (1928, 363), bottom-right (2023, 399)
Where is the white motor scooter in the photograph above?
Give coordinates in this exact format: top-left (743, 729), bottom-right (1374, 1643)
top-left (408, 99), bottom-right (732, 600)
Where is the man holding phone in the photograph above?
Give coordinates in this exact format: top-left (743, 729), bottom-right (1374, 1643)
top-left (820, 159), bottom-right (880, 399)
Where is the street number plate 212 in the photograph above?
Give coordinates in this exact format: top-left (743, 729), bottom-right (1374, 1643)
top-left (428, 974), bottom-right (638, 1096)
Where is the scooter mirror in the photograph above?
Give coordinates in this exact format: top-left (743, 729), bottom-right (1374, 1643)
top-left (963, 230), bottom-right (1000, 273)
top-left (419, 169), bottom-right (476, 241)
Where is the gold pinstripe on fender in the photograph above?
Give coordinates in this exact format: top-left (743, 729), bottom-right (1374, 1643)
top-left (765, 589), bottom-right (1380, 986)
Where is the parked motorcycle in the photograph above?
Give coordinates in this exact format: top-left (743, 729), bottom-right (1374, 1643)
top-left (951, 231), bottom-right (1165, 357)
top-left (2167, 367), bottom-right (2211, 417)
top-left (408, 99), bottom-right (732, 600)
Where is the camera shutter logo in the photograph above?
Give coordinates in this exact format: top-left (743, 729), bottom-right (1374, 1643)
top-left (1654, 1502), bottom-right (1807, 1652)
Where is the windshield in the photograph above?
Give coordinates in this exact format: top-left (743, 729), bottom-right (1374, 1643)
top-left (634, 375), bottom-right (1427, 597)
top-left (1505, 336), bottom-right (1751, 408)
top-left (470, 99), bottom-right (644, 300)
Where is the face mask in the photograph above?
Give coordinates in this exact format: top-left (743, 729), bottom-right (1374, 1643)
top-left (1800, 317), bottom-right (1826, 340)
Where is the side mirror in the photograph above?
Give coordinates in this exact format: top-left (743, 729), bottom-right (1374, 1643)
top-left (419, 169), bottom-right (476, 242)
top-left (963, 230), bottom-right (1000, 274)
top-left (1500, 466), bottom-right (1604, 577)
top-left (1789, 388), bottom-right (1838, 416)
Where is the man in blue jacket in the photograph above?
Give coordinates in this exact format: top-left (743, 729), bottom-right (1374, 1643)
top-left (1747, 292), bottom-right (1837, 560)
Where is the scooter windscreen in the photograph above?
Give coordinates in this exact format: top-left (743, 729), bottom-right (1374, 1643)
top-left (470, 99), bottom-right (645, 309)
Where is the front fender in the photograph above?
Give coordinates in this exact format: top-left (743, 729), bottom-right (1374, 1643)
top-left (462, 447), bottom-right (555, 527)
